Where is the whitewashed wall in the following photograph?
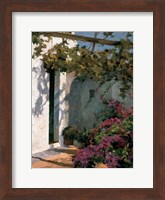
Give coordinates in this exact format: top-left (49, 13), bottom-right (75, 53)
top-left (32, 36), bottom-right (76, 154)
top-left (32, 59), bottom-right (50, 153)
top-left (65, 78), bottom-right (133, 130)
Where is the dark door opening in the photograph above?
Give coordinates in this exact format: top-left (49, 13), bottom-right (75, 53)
top-left (49, 71), bottom-right (55, 143)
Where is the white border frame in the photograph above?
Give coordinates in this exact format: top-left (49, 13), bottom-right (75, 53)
top-left (12, 12), bottom-right (153, 188)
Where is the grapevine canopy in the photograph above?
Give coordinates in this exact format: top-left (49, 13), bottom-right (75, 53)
top-left (32, 32), bottom-right (133, 97)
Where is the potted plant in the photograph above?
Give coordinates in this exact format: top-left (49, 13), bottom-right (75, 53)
top-left (73, 130), bottom-right (88, 149)
top-left (62, 126), bottom-right (79, 145)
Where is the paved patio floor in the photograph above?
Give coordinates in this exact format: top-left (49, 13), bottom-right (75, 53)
top-left (32, 146), bottom-right (78, 168)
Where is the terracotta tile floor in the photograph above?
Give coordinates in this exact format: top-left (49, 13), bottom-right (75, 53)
top-left (32, 146), bottom-right (78, 168)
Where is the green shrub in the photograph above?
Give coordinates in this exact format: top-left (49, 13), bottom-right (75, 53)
top-left (62, 126), bottom-right (80, 140)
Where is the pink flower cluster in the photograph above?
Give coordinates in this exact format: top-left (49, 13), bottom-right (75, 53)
top-left (73, 144), bottom-right (103, 168)
top-left (108, 99), bottom-right (133, 119)
top-left (99, 118), bottom-right (121, 128)
top-left (73, 135), bottom-right (126, 168)
top-left (73, 99), bottom-right (133, 168)
top-left (99, 135), bottom-right (126, 149)
top-left (105, 154), bottom-right (121, 168)
top-left (91, 117), bottom-right (122, 135)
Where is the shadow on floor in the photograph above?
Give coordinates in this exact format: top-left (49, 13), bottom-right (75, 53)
top-left (32, 156), bottom-right (74, 168)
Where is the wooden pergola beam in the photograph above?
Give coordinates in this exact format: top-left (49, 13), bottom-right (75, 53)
top-left (40, 32), bottom-right (130, 46)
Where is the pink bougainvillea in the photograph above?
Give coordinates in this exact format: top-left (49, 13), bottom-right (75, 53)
top-left (73, 99), bottom-right (133, 168)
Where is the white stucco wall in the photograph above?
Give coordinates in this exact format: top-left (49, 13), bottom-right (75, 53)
top-left (64, 77), bottom-right (133, 130)
top-left (32, 59), bottom-right (50, 153)
top-left (32, 36), bottom-right (76, 154)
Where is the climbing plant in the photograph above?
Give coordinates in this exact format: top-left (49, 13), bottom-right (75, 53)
top-left (32, 32), bottom-right (133, 98)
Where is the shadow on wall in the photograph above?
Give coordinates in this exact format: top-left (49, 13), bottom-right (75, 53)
top-left (65, 79), bottom-right (82, 129)
top-left (66, 78), bottom-right (102, 130)
top-left (32, 62), bottom-right (49, 117)
top-left (66, 78), bottom-right (133, 130)
top-left (57, 83), bottom-right (70, 133)
top-left (54, 83), bottom-right (68, 142)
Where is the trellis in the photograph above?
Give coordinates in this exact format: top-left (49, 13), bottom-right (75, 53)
top-left (38, 32), bottom-right (130, 46)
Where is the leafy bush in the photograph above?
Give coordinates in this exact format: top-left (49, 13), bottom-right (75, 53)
top-left (62, 126), bottom-right (81, 140)
top-left (74, 130), bottom-right (89, 145)
top-left (73, 135), bottom-right (133, 168)
top-left (73, 99), bottom-right (133, 168)
top-left (88, 117), bottom-right (122, 145)
top-left (97, 99), bottom-right (133, 122)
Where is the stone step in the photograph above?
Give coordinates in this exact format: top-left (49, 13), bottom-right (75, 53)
top-left (53, 145), bottom-right (79, 154)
